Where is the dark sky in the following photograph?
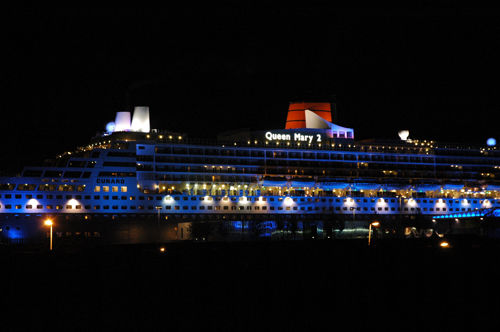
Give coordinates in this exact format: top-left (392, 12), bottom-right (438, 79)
top-left (1, 6), bottom-right (499, 172)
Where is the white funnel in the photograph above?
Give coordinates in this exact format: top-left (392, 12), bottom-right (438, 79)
top-left (114, 112), bottom-right (131, 132)
top-left (131, 106), bottom-right (150, 133)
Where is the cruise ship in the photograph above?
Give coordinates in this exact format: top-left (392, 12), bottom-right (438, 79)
top-left (1, 103), bottom-right (499, 244)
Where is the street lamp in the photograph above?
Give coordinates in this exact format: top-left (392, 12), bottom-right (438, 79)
top-left (368, 221), bottom-right (380, 246)
top-left (439, 241), bottom-right (450, 248)
top-left (156, 206), bottom-right (162, 243)
top-left (44, 219), bottom-right (53, 251)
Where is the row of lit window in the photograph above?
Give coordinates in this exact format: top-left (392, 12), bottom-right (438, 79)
top-left (0, 204), bottom-right (484, 213)
top-left (0, 193), bottom-right (497, 205)
top-left (229, 141), bottom-right (432, 152)
top-left (1, 204), bottom-right (81, 210)
top-left (0, 193), bottom-right (157, 201)
top-left (94, 186), bottom-right (127, 193)
top-left (345, 198), bottom-right (495, 205)
top-left (343, 206), bottom-right (477, 212)
top-left (0, 187), bottom-right (500, 204)
top-left (0, 205), bottom-right (346, 211)
top-left (11, 184), bottom-right (86, 192)
top-left (171, 196), bottom-right (498, 205)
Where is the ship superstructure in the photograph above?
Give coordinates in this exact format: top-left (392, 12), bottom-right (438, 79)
top-left (1, 103), bottom-right (499, 243)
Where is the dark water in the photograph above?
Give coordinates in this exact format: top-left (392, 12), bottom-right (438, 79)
top-left (1, 237), bottom-right (499, 331)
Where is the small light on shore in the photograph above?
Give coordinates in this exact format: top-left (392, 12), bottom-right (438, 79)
top-left (440, 241), bottom-right (450, 248)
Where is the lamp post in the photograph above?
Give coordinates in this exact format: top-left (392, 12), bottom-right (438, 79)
top-left (156, 206), bottom-right (162, 243)
top-left (44, 219), bottom-right (53, 251)
top-left (368, 221), bottom-right (380, 246)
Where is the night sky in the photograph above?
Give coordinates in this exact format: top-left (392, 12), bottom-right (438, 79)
top-left (1, 7), bottom-right (499, 173)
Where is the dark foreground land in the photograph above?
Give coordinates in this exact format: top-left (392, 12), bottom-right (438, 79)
top-left (1, 237), bottom-right (500, 331)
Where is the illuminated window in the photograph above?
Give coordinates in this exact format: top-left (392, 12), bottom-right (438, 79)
top-left (112, 186), bottom-right (118, 192)
top-left (103, 186), bottom-right (109, 192)
top-left (66, 205), bottom-right (72, 209)
top-left (121, 186), bottom-right (127, 193)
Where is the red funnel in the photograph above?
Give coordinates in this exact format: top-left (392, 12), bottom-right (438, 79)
top-left (285, 102), bottom-right (332, 129)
